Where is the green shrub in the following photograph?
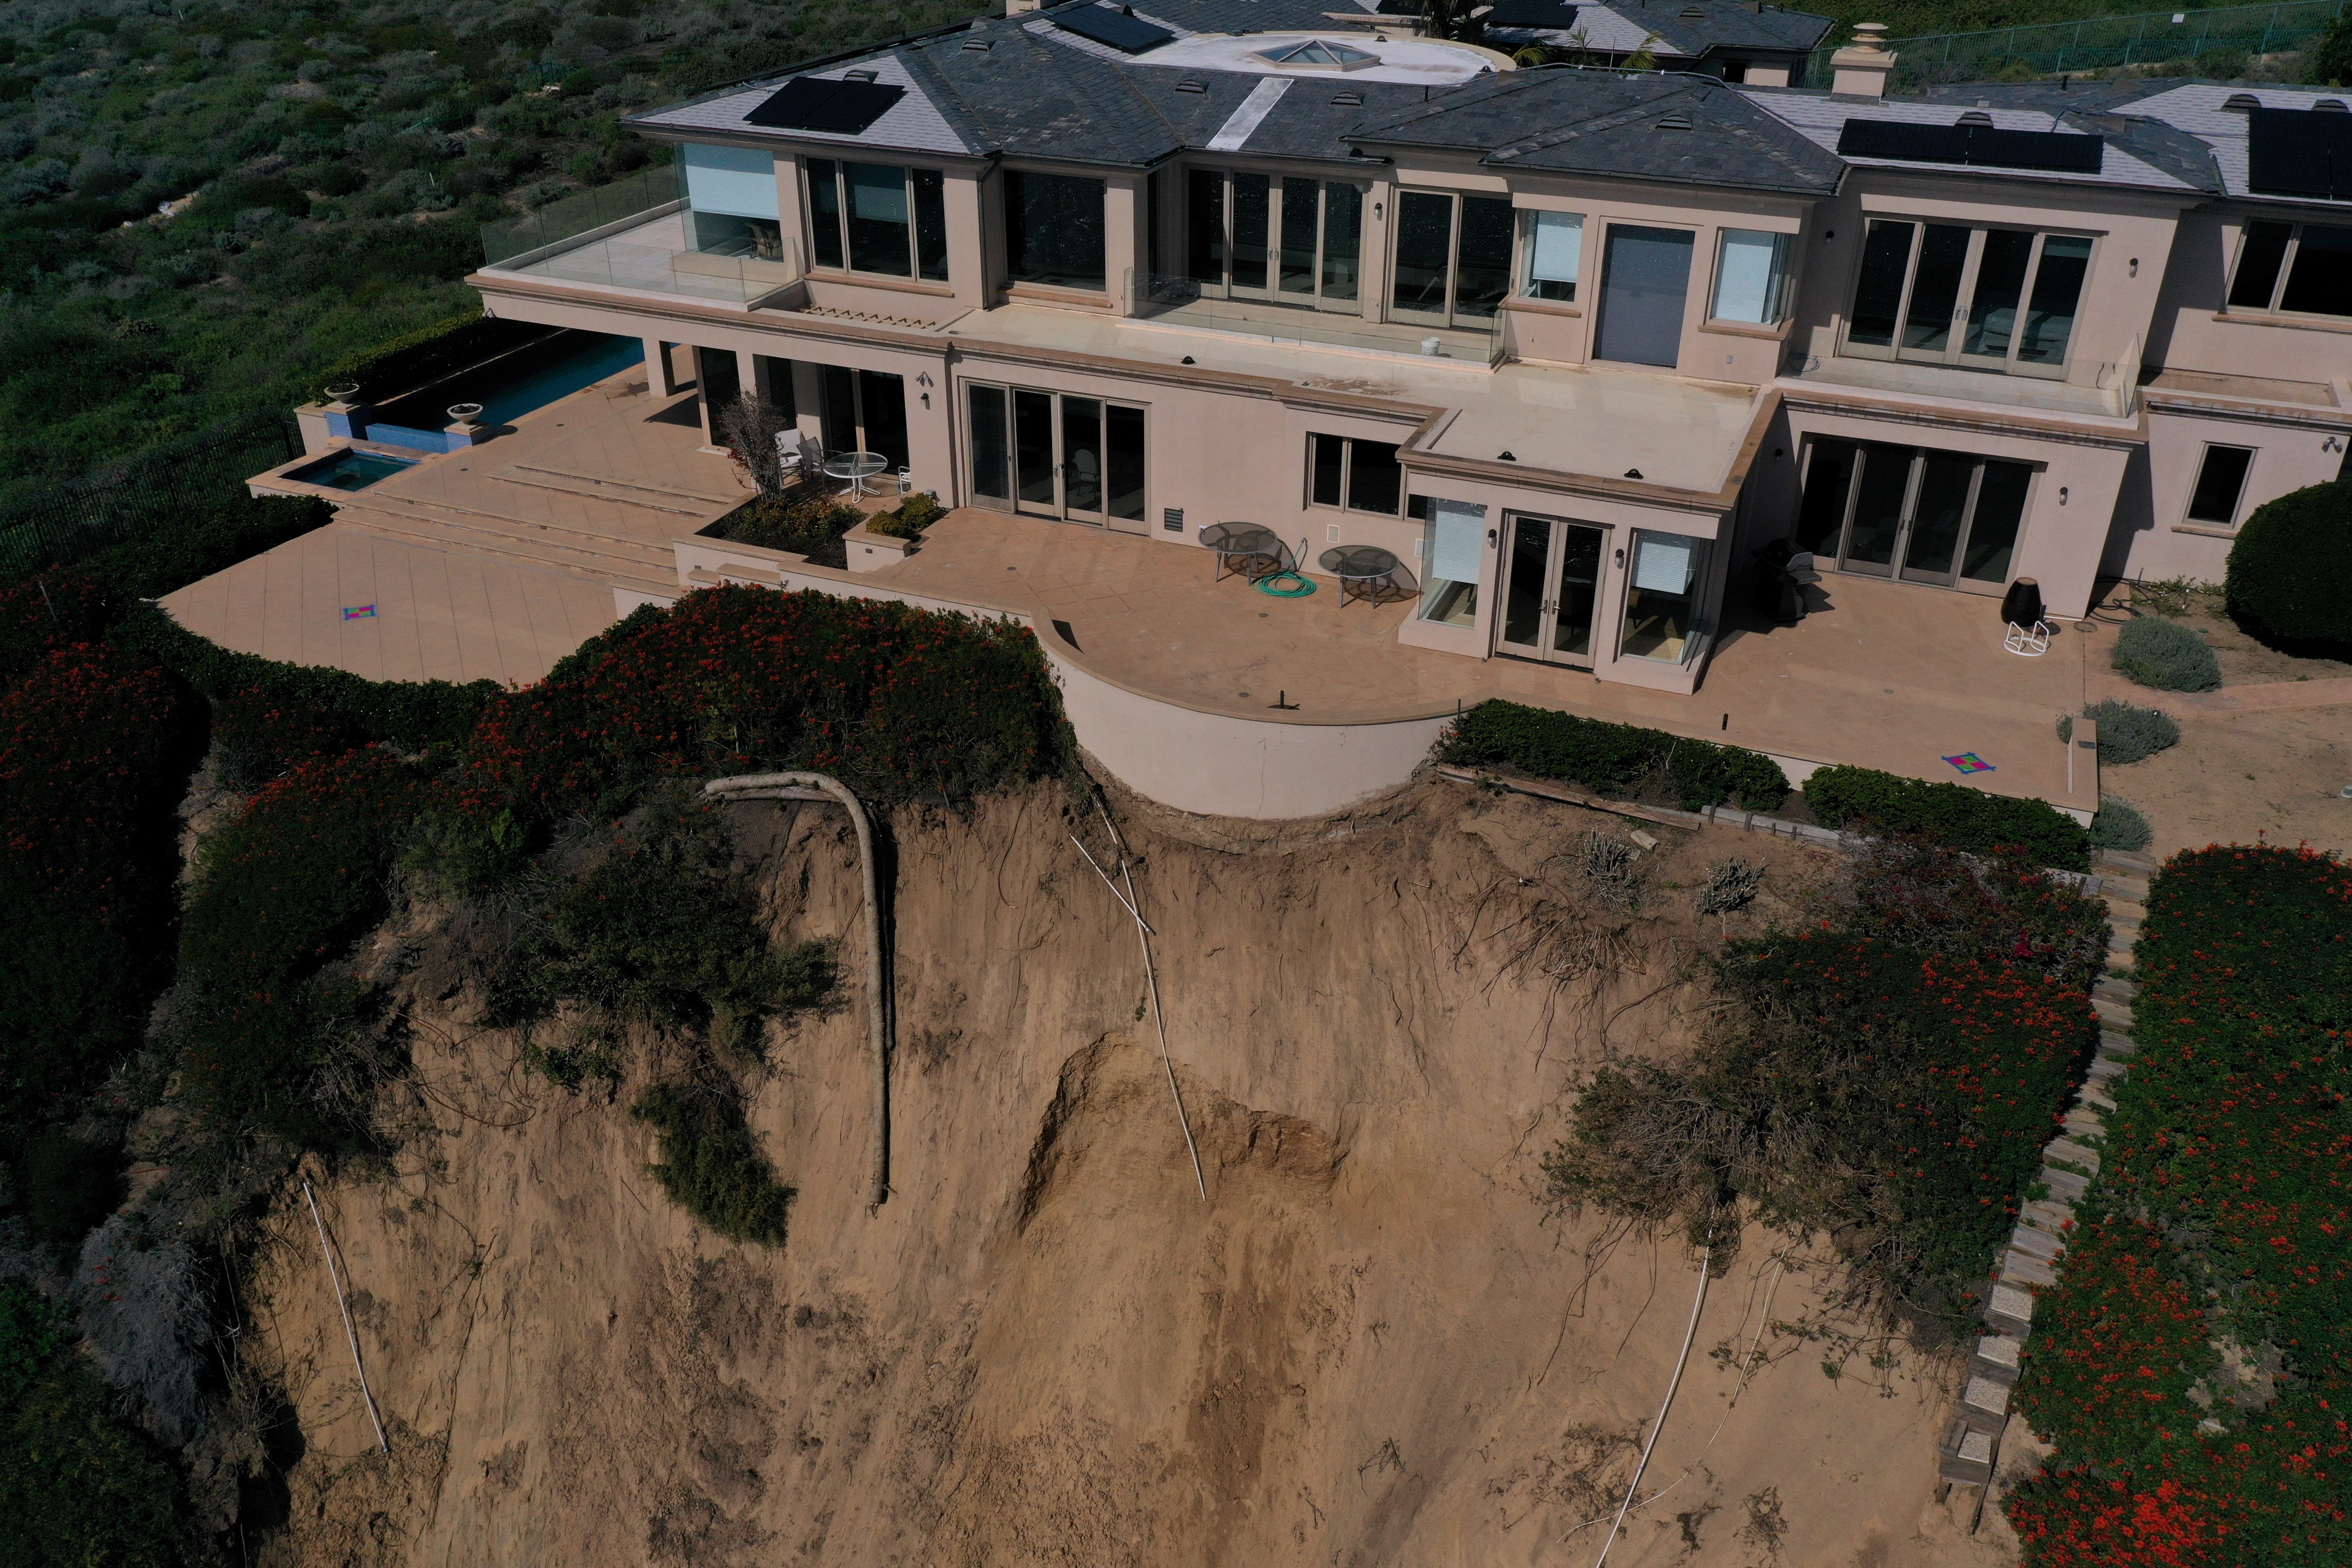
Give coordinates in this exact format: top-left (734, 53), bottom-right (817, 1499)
top-left (724, 492), bottom-right (863, 567)
top-left (1802, 764), bottom-right (2090, 871)
top-left (2089, 797), bottom-right (2152, 853)
top-left (2075, 699), bottom-right (2179, 766)
top-left (74, 491), bottom-right (328, 599)
top-left (865, 490), bottom-right (943, 540)
top-left (306, 309), bottom-right (544, 401)
top-left (0, 1285), bottom-right (193, 1566)
top-left (2111, 614), bottom-right (2221, 693)
top-left (1433, 698), bottom-right (1790, 812)
top-left (631, 1084), bottom-right (794, 1247)
top-left (2224, 477), bottom-right (2352, 657)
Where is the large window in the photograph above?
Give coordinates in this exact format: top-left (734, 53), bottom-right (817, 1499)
top-left (1185, 170), bottom-right (1363, 308)
top-left (1594, 224), bottom-right (1695, 367)
top-left (1620, 530), bottom-right (1710, 664)
top-left (1390, 190), bottom-right (1514, 326)
top-left (2227, 220), bottom-right (2352, 316)
top-left (967, 382), bottom-right (1145, 527)
top-left (682, 144), bottom-right (783, 260)
top-left (1794, 438), bottom-right (2033, 591)
top-left (1519, 210), bottom-right (1583, 302)
top-left (805, 159), bottom-right (947, 281)
top-left (1003, 169), bottom-right (1106, 292)
top-left (1308, 434), bottom-right (1402, 515)
top-left (1843, 218), bottom-right (2090, 375)
top-left (2185, 444), bottom-right (2255, 526)
top-left (1710, 228), bottom-right (1793, 325)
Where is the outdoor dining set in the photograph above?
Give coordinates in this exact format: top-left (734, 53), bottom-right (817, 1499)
top-left (1196, 522), bottom-right (1411, 606)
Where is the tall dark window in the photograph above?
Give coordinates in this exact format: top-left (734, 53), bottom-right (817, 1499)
top-left (821, 366), bottom-right (908, 470)
top-left (2229, 219), bottom-right (2352, 316)
top-left (806, 159), bottom-right (949, 281)
top-left (2186, 445), bottom-right (2255, 525)
top-left (1593, 225), bottom-right (1694, 368)
top-left (1308, 434), bottom-right (1402, 515)
top-left (1003, 170), bottom-right (1106, 292)
top-left (1390, 191), bottom-right (1513, 325)
top-left (1795, 436), bottom-right (2034, 591)
top-left (1843, 217), bottom-right (2091, 373)
top-left (1186, 170), bottom-right (1363, 307)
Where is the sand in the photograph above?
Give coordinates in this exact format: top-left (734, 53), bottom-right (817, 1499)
top-left (243, 778), bottom-right (2027, 1568)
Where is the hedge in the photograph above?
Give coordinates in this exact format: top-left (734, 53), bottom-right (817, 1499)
top-left (1431, 699), bottom-right (1790, 812)
top-left (1802, 764), bottom-right (2089, 871)
top-left (2225, 477), bottom-right (2352, 657)
top-left (2005, 845), bottom-right (2352, 1568)
top-left (307, 310), bottom-right (545, 403)
top-left (2112, 615), bottom-right (2221, 693)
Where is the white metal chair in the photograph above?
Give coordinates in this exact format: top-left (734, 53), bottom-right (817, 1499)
top-left (2004, 619), bottom-right (2052, 657)
top-left (889, 466), bottom-right (913, 499)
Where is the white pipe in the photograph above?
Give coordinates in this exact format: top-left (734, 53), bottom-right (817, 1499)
top-left (1591, 1241), bottom-right (1712, 1568)
top-left (705, 772), bottom-right (890, 1208)
top-left (301, 1179), bottom-right (389, 1455)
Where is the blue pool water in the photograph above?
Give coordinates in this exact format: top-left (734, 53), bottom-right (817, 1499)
top-left (478, 334), bottom-right (645, 425)
top-left (296, 449), bottom-right (417, 491)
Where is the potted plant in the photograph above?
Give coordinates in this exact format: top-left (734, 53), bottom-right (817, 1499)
top-left (324, 382), bottom-right (361, 404)
top-left (447, 402), bottom-right (484, 424)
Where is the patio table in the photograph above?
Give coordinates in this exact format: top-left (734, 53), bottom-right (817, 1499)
top-left (822, 450), bottom-right (889, 499)
top-left (1199, 522), bottom-right (1283, 583)
top-left (1319, 545), bottom-right (1402, 606)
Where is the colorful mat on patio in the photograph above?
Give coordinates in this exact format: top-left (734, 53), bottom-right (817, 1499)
top-left (1942, 753), bottom-right (1996, 775)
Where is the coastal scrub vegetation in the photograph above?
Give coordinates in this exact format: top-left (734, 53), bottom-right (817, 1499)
top-left (1434, 698), bottom-right (1792, 814)
top-left (2004, 844), bottom-right (2350, 1568)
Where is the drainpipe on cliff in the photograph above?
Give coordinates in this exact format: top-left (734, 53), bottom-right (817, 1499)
top-left (705, 772), bottom-right (892, 1210)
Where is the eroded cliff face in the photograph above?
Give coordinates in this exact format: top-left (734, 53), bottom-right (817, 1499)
top-left (245, 781), bottom-right (2020, 1568)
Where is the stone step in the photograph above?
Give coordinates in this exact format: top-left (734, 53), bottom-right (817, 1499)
top-left (2064, 1104), bottom-right (2106, 1138)
top-left (1958, 1373), bottom-right (2015, 1433)
top-left (1984, 1281), bottom-right (2035, 1335)
top-left (333, 477), bottom-right (698, 551)
top-left (2093, 975), bottom-right (2139, 1006)
top-left (1939, 1421), bottom-right (1997, 1486)
top-left (2000, 1248), bottom-right (2059, 1289)
top-left (1972, 1333), bottom-right (2024, 1385)
top-left (2010, 1224), bottom-right (2064, 1262)
top-left (335, 493), bottom-right (679, 571)
top-left (335, 510), bottom-right (677, 598)
top-left (2020, 1198), bottom-right (2075, 1234)
top-left (2042, 1166), bottom-right (2090, 1204)
top-left (2077, 1081), bottom-right (2117, 1115)
top-left (505, 458), bottom-right (749, 509)
top-left (490, 466), bottom-right (720, 517)
top-left (2086, 1053), bottom-right (2128, 1083)
top-left (2106, 944), bottom-right (2136, 974)
top-left (2093, 996), bottom-right (2135, 1031)
top-left (2100, 872), bottom-right (2151, 902)
top-left (2096, 848), bottom-right (2160, 876)
top-left (2045, 1137), bottom-right (2102, 1174)
top-left (2099, 1030), bottom-right (2138, 1058)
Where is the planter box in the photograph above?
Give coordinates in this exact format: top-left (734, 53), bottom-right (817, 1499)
top-left (842, 523), bottom-right (916, 574)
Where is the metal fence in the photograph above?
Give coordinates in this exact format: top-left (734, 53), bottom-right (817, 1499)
top-left (1808, 0), bottom-right (2348, 81)
top-left (0, 410), bottom-right (301, 581)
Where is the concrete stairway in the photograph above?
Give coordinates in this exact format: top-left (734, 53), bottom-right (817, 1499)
top-left (1937, 847), bottom-right (2157, 1492)
top-left (331, 486), bottom-right (685, 600)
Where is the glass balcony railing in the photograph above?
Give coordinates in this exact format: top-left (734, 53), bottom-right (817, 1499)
top-left (503, 234), bottom-right (805, 306)
top-left (481, 164), bottom-right (683, 267)
top-left (1126, 272), bottom-right (1504, 365)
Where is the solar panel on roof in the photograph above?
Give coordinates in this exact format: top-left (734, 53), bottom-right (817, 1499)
top-left (744, 75), bottom-right (906, 135)
top-left (1052, 5), bottom-right (1175, 54)
top-left (1485, 0), bottom-right (1577, 26)
top-left (2248, 105), bottom-right (2352, 199)
top-left (1837, 117), bottom-right (2102, 175)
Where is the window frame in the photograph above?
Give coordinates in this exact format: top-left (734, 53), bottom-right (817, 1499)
top-left (1707, 227), bottom-right (1793, 327)
top-left (1306, 433), bottom-right (1405, 517)
top-left (1838, 217), bottom-right (2095, 379)
top-left (2184, 442), bottom-right (2257, 527)
top-left (1001, 167), bottom-right (1109, 293)
top-left (803, 158), bottom-right (950, 283)
top-left (1516, 208), bottom-right (1586, 304)
top-left (1389, 188), bottom-right (1516, 328)
top-left (1792, 436), bottom-right (2037, 594)
top-left (1182, 167), bottom-right (1367, 310)
top-left (2225, 218), bottom-right (2352, 318)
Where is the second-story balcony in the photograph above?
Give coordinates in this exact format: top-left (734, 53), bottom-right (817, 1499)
top-left (479, 165), bottom-right (804, 309)
top-left (1128, 271), bottom-right (1500, 365)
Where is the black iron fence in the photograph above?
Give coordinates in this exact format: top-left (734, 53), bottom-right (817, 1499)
top-left (0, 410), bottom-right (300, 582)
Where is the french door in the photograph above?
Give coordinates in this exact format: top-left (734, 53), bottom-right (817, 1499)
top-left (966, 383), bottom-right (1147, 533)
top-left (1793, 438), bottom-right (2034, 593)
top-left (1841, 219), bottom-right (2092, 377)
top-left (819, 365), bottom-right (909, 471)
top-left (1495, 514), bottom-right (1607, 664)
top-left (1185, 171), bottom-right (1365, 310)
top-left (1390, 190), bottom-right (1514, 328)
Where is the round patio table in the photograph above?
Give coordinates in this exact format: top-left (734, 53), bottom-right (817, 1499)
top-left (1319, 545), bottom-right (1401, 606)
top-left (1200, 522), bottom-right (1283, 583)
top-left (822, 450), bottom-right (889, 499)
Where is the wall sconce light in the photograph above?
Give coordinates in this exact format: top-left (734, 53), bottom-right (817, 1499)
top-left (2059, 486), bottom-right (2070, 504)
top-left (1486, 527), bottom-right (1497, 545)
top-left (921, 392), bottom-right (931, 409)
top-left (916, 372), bottom-right (935, 388)
top-left (2129, 257), bottom-right (2140, 276)
top-left (2327, 435), bottom-right (2343, 453)
top-left (1614, 547), bottom-right (1626, 567)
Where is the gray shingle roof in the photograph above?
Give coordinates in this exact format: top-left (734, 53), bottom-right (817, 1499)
top-left (1354, 69), bottom-right (1844, 193)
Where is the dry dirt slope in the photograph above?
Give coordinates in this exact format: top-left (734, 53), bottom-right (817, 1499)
top-left (247, 780), bottom-right (2023, 1568)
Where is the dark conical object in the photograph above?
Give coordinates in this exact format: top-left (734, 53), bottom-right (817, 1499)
top-left (2000, 577), bottom-right (2043, 626)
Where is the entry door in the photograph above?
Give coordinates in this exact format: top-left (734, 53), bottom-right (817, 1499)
top-left (1495, 514), bottom-right (1607, 664)
top-left (971, 383), bottom-right (1148, 533)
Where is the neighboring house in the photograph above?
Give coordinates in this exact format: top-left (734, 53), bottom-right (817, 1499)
top-left (450, 1), bottom-right (2348, 701)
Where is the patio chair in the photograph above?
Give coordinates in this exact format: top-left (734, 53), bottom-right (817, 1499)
top-left (2004, 619), bottom-right (2052, 657)
top-left (888, 466), bottom-right (913, 499)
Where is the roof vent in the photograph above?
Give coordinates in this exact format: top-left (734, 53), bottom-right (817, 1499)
top-left (1175, 76), bottom-right (1207, 92)
top-left (1957, 109), bottom-right (1992, 125)
top-left (2225, 92), bottom-right (2262, 110)
top-left (963, 36), bottom-right (993, 48)
top-left (2318, 98), bottom-right (2351, 112)
top-left (845, 69), bottom-right (880, 83)
top-left (1656, 110), bottom-right (1693, 129)
top-left (1331, 89), bottom-right (1363, 105)
top-left (1680, 4), bottom-right (1705, 15)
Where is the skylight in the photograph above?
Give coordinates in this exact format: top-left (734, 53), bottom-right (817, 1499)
top-left (1252, 38), bottom-right (1379, 70)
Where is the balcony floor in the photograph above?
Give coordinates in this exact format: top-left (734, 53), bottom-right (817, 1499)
top-left (870, 510), bottom-right (2095, 811)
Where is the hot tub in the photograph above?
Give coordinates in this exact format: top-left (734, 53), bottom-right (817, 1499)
top-left (292, 448), bottom-right (417, 492)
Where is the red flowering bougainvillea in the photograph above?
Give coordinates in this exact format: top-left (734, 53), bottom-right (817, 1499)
top-left (2007, 844), bottom-right (2352, 1568)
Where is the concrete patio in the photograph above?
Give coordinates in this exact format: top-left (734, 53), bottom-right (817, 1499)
top-left (868, 510), bottom-right (2097, 813)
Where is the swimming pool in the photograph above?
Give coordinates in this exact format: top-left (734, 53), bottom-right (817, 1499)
top-left (294, 449), bottom-right (417, 491)
top-left (478, 333), bottom-right (645, 425)
top-left (364, 331), bottom-right (647, 452)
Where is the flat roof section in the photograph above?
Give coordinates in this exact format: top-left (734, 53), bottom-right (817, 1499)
top-left (1124, 32), bottom-right (1503, 84)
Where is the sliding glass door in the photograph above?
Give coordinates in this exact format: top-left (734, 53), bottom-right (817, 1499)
top-left (1841, 219), bottom-right (2092, 377)
top-left (819, 365), bottom-right (908, 472)
top-left (1495, 514), bottom-right (1608, 665)
top-left (1794, 437), bottom-right (2033, 592)
top-left (1390, 190), bottom-right (1513, 328)
top-left (1185, 170), bottom-right (1364, 311)
top-left (966, 382), bottom-right (1146, 532)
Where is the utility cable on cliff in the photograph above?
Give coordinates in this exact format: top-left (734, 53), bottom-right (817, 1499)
top-left (705, 772), bottom-right (891, 1209)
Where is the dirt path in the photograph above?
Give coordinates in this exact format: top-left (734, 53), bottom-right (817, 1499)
top-left (246, 781), bottom-right (2020, 1568)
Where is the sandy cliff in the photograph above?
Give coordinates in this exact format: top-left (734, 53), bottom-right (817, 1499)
top-left (245, 780), bottom-right (2023, 1567)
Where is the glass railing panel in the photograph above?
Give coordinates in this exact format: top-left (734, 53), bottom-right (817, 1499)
top-left (481, 163), bottom-right (683, 266)
top-left (1125, 272), bottom-right (1498, 364)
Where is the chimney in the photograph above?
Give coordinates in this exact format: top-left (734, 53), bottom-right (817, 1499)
top-left (1006, 0), bottom-right (1041, 13)
top-left (1830, 22), bottom-right (1895, 98)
